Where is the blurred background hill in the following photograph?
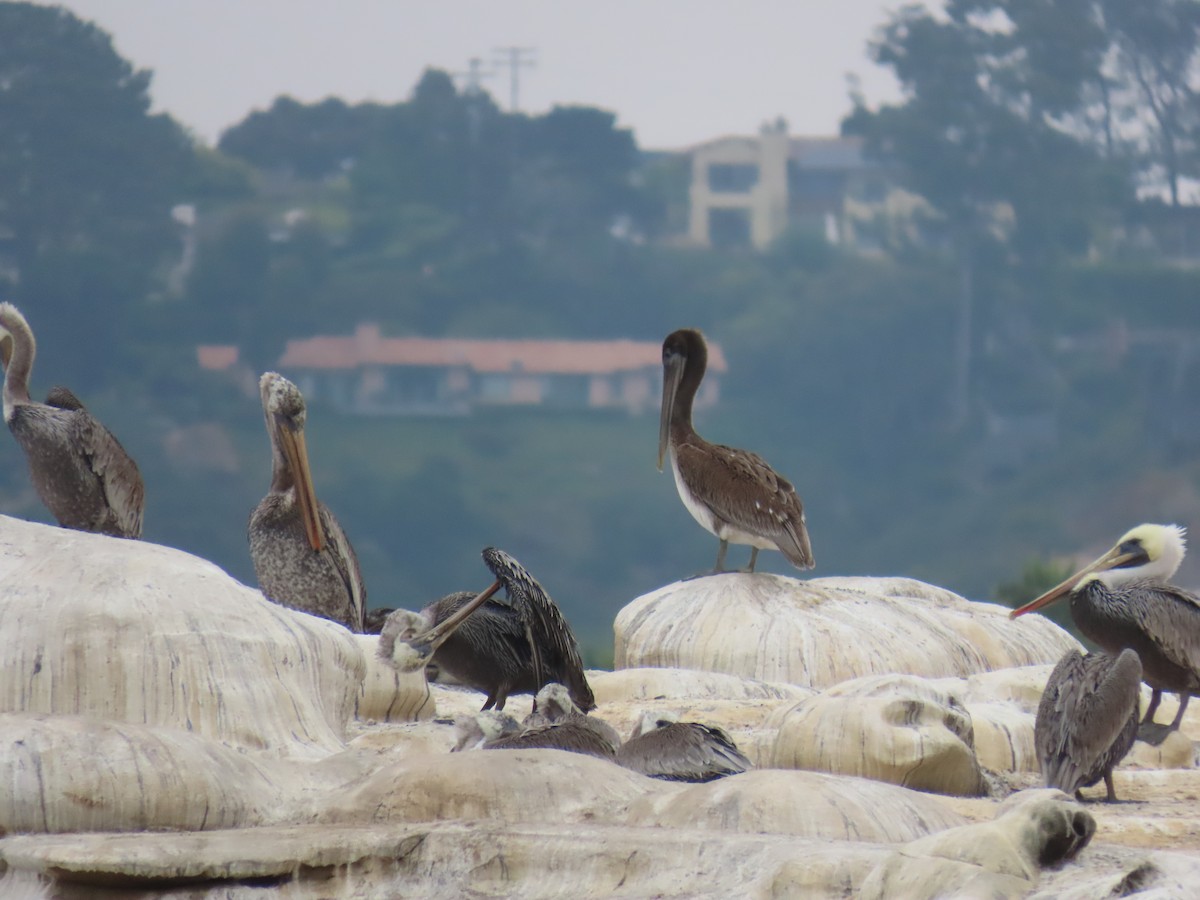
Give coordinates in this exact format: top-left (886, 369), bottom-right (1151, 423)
top-left (2, 1), bottom-right (1200, 658)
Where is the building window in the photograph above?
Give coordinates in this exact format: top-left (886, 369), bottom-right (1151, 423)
top-left (788, 165), bottom-right (846, 209)
top-left (709, 208), bottom-right (752, 248)
top-left (708, 163), bottom-right (759, 193)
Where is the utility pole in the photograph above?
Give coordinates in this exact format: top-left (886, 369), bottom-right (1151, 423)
top-left (492, 46), bottom-right (537, 113)
top-left (453, 56), bottom-right (493, 98)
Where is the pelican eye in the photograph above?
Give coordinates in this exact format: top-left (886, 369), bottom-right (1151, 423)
top-left (1115, 539), bottom-right (1150, 567)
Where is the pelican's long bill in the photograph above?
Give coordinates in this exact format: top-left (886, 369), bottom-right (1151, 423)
top-left (658, 351), bottom-right (684, 472)
top-left (275, 415), bottom-right (324, 553)
top-left (417, 578), bottom-right (503, 655)
top-left (1009, 542), bottom-right (1147, 619)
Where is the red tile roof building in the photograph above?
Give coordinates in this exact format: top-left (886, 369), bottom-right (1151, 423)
top-left (199, 324), bottom-right (726, 416)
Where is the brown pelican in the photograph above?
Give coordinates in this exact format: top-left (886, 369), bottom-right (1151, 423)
top-left (616, 711), bottom-right (751, 782)
top-left (658, 328), bottom-right (813, 574)
top-left (1036, 648), bottom-right (1141, 802)
top-left (523, 682), bottom-right (622, 753)
top-left (0, 303), bottom-right (143, 538)
top-left (379, 548), bottom-right (595, 713)
top-left (1010, 524), bottom-right (1198, 735)
top-left (363, 607), bottom-right (395, 634)
top-left (451, 710), bottom-right (523, 751)
top-left (479, 717), bottom-right (617, 761)
top-left (249, 372), bottom-right (365, 632)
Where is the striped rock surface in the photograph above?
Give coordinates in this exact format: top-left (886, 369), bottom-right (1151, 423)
top-left (615, 574), bottom-right (1079, 686)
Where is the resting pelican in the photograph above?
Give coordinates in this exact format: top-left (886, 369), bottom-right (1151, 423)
top-left (523, 682), bottom-right (622, 753)
top-left (616, 711), bottom-right (751, 782)
top-left (658, 328), bottom-right (813, 574)
top-left (249, 372), bottom-right (365, 632)
top-left (1036, 648), bottom-right (1141, 802)
top-left (451, 711), bottom-right (523, 751)
top-left (479, 718), bottom-right (617, 761)
top-left (0, 303), bottom-right (143, 538)
top-left (1010, 524), bottom-right (1198, 734)
top-left (379, 548), bottom-right (595, 712)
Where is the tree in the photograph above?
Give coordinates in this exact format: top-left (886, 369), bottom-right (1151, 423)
top-left (845, 1), bottom-right (1135, 425)
top-left (1100, 0), bottom-right (1200, 207)
top-left (218, 96), bottom-right (389, 180)
top-left (0, 2), bottom-right (195, 385)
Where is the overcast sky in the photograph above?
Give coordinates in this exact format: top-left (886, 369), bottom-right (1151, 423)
top-left (47, 1), bottom-right (913, 149)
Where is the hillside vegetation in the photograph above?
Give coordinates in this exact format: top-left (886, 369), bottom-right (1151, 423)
top-left (1, 2), bottom-right (1199, 659)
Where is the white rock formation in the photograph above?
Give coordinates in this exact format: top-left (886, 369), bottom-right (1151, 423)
top-left (352, 634), bottom-right (435, 723)
top-left (768, 673), bottom-right (987, 795)
top-left (860, 790), bottom-right (1096, 899)
top-left (615, 574), bottom-right (1079, 686)
top-left (0, 518), bottom-right (364, 758)
top-left (2, 515), bottom-right (1200, 896)
top-left (626, 769), bottom-right (967, 840)
top-left (0, 712), bottom-right (286, 833)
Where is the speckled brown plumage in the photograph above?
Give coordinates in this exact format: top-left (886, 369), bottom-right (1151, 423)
top-left (0, 304), bottom-right (143, 538)
top-left (522, 682), bottom-right (621, 752)
top-left (617, 712), bottom-right (751, 782)
top-left (483, 720), bottom-right (617, 760)
top-left (659, 328), bottom-right (813, 574)
top-left (1036, 648), bottom-right (1141, 802)
top-left (249, 372), bottom-right (365, 632)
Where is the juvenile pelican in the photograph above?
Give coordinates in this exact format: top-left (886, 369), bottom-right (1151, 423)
top-left (658, 328), bottom-right (813, 574)
top-left (0, 303), bottom-right (143, 538)
top-left (1011, 524), bottom-right (1198, 734)
top-left (480, 718), bottom-right (617, 761)
top-left (523, 682), bottom-right (622, 753)
top-left (1036, 648), bottom-right (1141, 802)
top-left (616, 711), bottom-right (751, 782)
top-left (380, 548), bottom-right (595, 712)
top-left (249, 372), bottom-right (365, 632)
top-left (451, 711), bottom-right (523, 751)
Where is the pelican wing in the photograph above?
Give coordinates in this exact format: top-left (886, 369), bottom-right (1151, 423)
top-left (486, 721), bottom-right (616, 759)
top-left (69, 407), bottom-right (144, 538)
top-left (674, 439), bottom-right (813, 568)
top-left (1036, 649), bottom-right (1141, 793)
top-left (481, 547), bottom-right (595, 711)
top-left (317, 503), bottom-right (366, 632)
top-left (617, 722), bottom-right (751, 782)
top-left (1123, 582), bottom-right (1200, 678)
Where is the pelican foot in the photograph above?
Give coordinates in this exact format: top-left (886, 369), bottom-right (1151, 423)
top-left (1136, 720), bottom-right (1177, 746)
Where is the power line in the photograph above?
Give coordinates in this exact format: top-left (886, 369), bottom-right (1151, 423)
top-left (492, 46), bottom-right (537, 113)
top-left (453, 56), bottom-right (493, 97)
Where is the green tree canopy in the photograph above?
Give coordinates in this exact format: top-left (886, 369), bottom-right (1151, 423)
top-left (0, 1), bottom-right (195, 384)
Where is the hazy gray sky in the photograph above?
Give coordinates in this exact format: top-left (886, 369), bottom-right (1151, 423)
top-left (48, 0), bottom-right (910, 149)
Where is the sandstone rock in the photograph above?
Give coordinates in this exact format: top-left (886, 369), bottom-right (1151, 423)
top-left (614, 574), bottom-right (1078, 686)
top-left (768, 673), bottom-right (987, 796)
top-left (626, 769), bottom-right (967, 840)
top-left (352, 634), bottom-right (435, 723)
top-left (0, 713), bottom-right (285, 834)
top-left (322, 749), bottom-right (654, 827)
top-left (589, 667), bottom-right (808, 704)
top-left (859, 790), bottom-right (1096, 899)
top-left (0, 516), bottom-right (364, 758)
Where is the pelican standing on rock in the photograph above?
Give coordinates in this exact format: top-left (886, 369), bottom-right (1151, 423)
top-left (379, 547), bottom-right (594, 712)
top-left (658, 328), bottom-right (813, 574)
top-left (1011, 524), bottom-right (1199, 737)
top-left (0, 303), bottom-right (143, 538)
top-left (249, 372), bottom-right (365, 632)
top-left (1035, 648), bottom-right (1142, 802)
